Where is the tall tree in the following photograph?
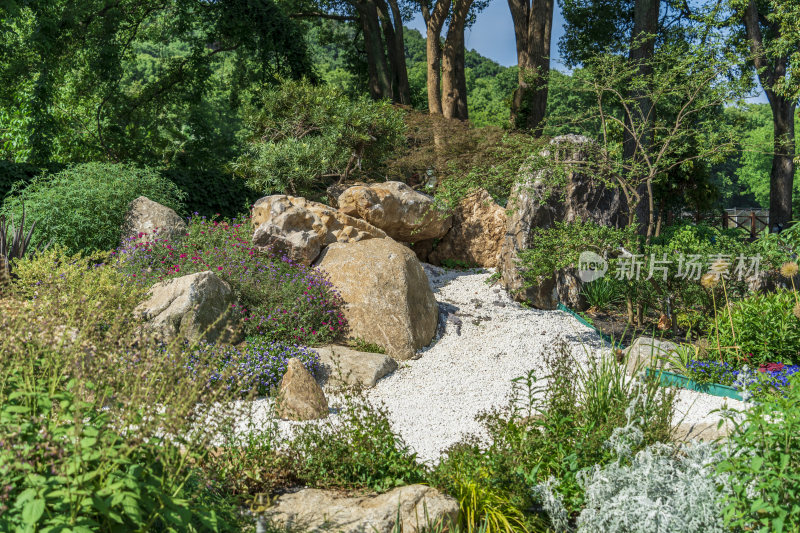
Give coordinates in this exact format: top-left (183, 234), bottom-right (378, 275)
top-left (420, 0), bottom-right (452, 114)
top-left (507, 0), bottom-right (555, 134)
top-left (376, 0), bottom-right (411, 103)
top-left (735, 0), bottom-right (797, 229)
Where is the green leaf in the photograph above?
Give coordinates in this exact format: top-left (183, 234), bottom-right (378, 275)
top-left (22, 498), bottom-right (45, 525)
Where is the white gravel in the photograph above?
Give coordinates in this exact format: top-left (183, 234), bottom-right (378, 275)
top-left (249, 264), bottom-right (747, 464)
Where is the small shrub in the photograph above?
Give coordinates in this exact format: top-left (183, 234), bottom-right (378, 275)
top-left (187, 338), bottom-right (321, 396)
top-left (581, 277), bottom-right (623, 310)
top-left (0, 372), bottom-right (233, 532)
top-left (287, 391), bottom-right (428, 493)
top-left (708, 289), bottom-right (800, 366)
top-left (576, 438), bottom-right (730, 532)
top-left (1, 163), bottom-right (186, 253)
top-left (232, 79), bottom-right (405, 197)
top-left (717, 370), bottom-right (800, 531)
top-left (12, 246), bottom-right (146, 331)
top-left (114, 214), bottom-right (347, 345)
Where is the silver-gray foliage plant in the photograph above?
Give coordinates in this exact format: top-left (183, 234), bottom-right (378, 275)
top-left (535, 375), bottom-right (732, 532)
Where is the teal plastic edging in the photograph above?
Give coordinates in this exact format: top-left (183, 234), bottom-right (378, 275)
top-left (556, 303), bottom-right (624, 349)
top-left (556, 303), bottom-right (744, 401)
top-left (646, 368), bottom-right (745, 401)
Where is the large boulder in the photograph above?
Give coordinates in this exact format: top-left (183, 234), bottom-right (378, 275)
top-left (315, 238), bottom-right (438, 360)
top-left (426, 188), bottom-right (507, 268)
top-left (499, 135), bottom-right (626, 310)
top-left (337, 181), bottom-right (452, 242)
top-left (121, 196), bottom-right (186, 244)
top-left (134, 271), bottom-right (241, 344)
top-left (265, 485), bottom-right (459, 533)
top-left (314, 345), bottom-right (398, 389)
top-left (276, 358), bottom-right (329, 421)
top-left (251, 195), bottom-right (386, 265)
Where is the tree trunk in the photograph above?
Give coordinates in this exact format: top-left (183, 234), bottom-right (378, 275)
top-left (625, 0), bottom-right (659, 235)
top-left (769, 97), bottom-right (795, 229)
top-left (388, 0), bottom-right (411, 104)
top-left (421, 0), bottom-right (451, 115)
top-left (508, 0), bottom-right (554, 134)
top-left (442, 0), bottom-right (472, 120)
top-left (375, 0), bottom-right (410, 104)
top-left (742, 0), bottom-right (796, 229)
top-left (355, 0), bottom-right (392, 100)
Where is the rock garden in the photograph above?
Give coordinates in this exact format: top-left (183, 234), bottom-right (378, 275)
top-left (2, 13), bottom-right (800, 529)
top-left (2, 139), bottom-right (799, 532)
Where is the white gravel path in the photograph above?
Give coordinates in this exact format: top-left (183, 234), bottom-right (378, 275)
top-left (249, 264), bottom-right (746, 464)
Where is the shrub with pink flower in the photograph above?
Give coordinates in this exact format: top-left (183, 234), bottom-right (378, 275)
top-left (114, 214), bottom-right (347, 345)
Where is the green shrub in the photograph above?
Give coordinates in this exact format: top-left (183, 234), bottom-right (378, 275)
top-left (115, 214), bottom-right (347, 345)
top-left (0, 372), bottom-right (233, 532)
top-left (232, 79), bottom-right (405, 197)
top-left (2, 162), bottom-right (186, 253)
top-left (708, 289), bottom-right (800, 366)
top-left (581, 277), bottom-right (624, 310)
top-left (718, 371), bottom-right (800, 531)
top-left (432, 340), bottom-right (675, 530)
top-left (287, 391), bottom-right (428, 492)
top-left (12, 246), bottom-right (146, 329)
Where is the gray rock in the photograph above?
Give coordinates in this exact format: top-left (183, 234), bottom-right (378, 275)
top-left (314, 345), bottom-right (397, 389)
top-left (623, 336), bottom-right (679, 376)
top-left (121, 196), bottom-right (186, 244)
top-left (265, 485), bottom-right (459, 533)
top-left (498, 135), bottom-right (626, 310)
top-left (134, 271), bottom-right (241, 344)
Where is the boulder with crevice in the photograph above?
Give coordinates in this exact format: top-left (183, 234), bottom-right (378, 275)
top-left (251, 195), bottom-right (386, 265)
top-left (499, 135), bottom-right (626, 310)
top-left (426, 188), bottom-right (507, 268)
top-left (337, 181), bottom-right (452, 242)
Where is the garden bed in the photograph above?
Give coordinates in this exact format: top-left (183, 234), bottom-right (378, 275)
top-left (557, 303), bottom-right (746, 402)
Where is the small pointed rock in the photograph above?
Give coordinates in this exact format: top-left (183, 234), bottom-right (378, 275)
top-left (277, 358), bottom-right (329, 421)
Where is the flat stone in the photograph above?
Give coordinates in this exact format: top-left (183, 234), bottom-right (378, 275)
top-left (265, 485), bottom-right (459, 533)
top-left (314, 345), bottom-right (397, 389)
top-left (624, 336), bottom-right (679, 376)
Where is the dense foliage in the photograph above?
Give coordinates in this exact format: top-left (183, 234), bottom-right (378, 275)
top-left (718, 371), bottom-right (800, 531)
top-left (232, 79), bottom-right (405, 197)
top-left (2, 163), bottom-right (186, 254)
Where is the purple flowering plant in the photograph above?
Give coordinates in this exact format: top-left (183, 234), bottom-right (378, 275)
top-left (186, 339), bottom-right (321, 396)
top-left (113, 214), bottom-right (347, 345)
